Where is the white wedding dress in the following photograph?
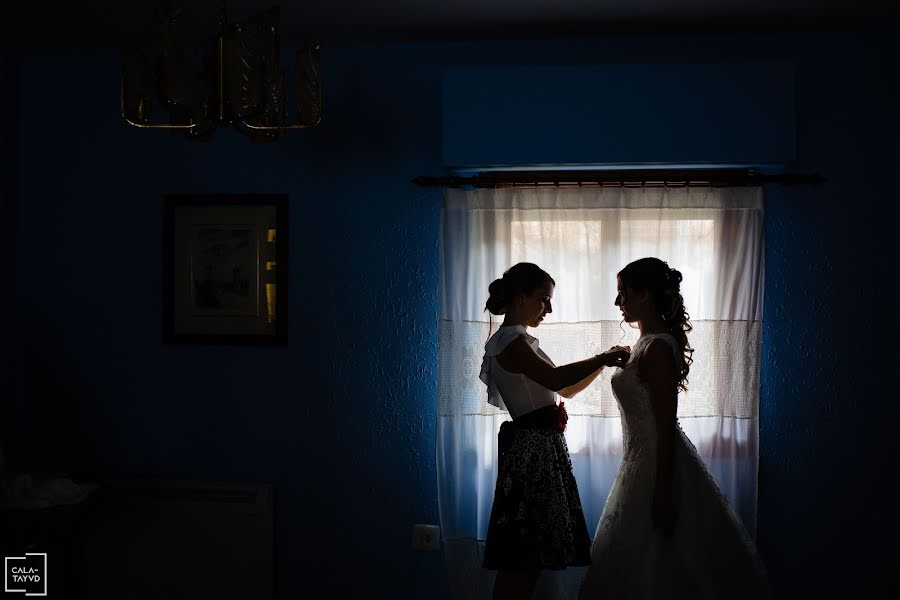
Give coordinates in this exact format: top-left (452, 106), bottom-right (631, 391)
top-left (579, 334), bottom-right (772, 599)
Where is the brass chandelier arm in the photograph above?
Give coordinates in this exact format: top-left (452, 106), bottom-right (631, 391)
top-left (239, 117), bottom-right (322, 130)
top-left (121, 81), bottom-right (322, 131)
top-left (120, 82), bottom-right (199, 129)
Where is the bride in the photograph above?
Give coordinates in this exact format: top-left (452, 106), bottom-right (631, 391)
top-left (579, 258), bottom-right (772, 599)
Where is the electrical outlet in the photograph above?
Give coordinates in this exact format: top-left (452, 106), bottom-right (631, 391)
top-left (411, 524), bottom-right (440, 551)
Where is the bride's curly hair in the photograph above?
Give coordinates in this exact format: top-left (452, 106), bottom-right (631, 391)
top-left (618, 257), bottom-right (694, 392)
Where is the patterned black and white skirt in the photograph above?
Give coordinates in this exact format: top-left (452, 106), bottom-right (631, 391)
top-left (482, 405), bottom-right (592, 571)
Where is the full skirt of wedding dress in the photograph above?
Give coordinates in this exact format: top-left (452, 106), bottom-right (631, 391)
top-left (579, 427), bottom-right (771, 600)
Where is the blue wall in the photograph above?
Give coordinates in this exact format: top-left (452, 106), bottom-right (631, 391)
top-left (443, 62), bottom-right (797, 166)
top-left (7, 28), bottom-right (899, 599)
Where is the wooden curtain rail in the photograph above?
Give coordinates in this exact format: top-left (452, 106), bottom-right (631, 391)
top-left (411, 169), bottom-right (826, 188)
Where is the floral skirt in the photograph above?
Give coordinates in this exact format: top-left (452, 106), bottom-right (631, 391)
top-left (482, 406), bottom-right (591, 571)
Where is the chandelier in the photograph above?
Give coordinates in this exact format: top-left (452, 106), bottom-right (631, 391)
top-left (121, 1), bottom-right (321, 141)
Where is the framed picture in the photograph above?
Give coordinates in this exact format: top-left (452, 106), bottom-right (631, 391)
top-left (163, 194), bottom-right (288, 345)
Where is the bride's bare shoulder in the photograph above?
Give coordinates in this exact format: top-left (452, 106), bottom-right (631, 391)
top-left (635, 336), bottom-right (677, 382)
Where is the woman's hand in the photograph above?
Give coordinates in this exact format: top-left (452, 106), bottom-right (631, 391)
top-left (598, 345), bottom-right (631, 368)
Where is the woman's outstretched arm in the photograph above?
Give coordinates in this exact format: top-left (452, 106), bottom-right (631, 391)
top-left (558, 367), bottom-right (604, 399)
top-left (496, 336), bottom-right (628, 393)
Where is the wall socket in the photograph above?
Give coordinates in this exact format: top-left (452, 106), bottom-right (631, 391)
top-left (411, 524), bottom-right (440, 551)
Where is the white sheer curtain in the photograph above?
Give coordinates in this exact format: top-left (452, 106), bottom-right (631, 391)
top-left (437, 186), bottom-right (764, 599)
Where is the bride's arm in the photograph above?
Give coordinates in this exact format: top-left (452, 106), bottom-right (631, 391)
top-left (643, 339), bottom-right (678, 535)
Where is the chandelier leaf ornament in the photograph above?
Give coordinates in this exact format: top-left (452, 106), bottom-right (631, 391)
top-left (121, 0), bottom-right (322, 141)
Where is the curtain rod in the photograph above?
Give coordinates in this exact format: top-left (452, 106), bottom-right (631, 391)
top-left (411, 168), bottom-right (826, 188)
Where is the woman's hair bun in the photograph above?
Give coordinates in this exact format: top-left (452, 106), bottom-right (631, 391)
top-left (485, 278), bottom-right (508, 315)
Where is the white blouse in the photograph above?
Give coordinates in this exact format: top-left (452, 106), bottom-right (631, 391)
top-left (479, 325), bottom-right (558, 419)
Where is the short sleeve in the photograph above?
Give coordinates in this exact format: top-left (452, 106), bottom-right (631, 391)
top-left (479, 325), bottom-right (537, 409)
top-left (643, 334), bottom-right (683, 374)
top-left (482, 325), bottom-right (535, 357)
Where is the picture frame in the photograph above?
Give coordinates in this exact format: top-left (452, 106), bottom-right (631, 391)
top-left (163, 194), bottom-right (288, 345)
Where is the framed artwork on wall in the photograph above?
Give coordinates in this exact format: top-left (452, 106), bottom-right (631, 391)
top-left (163, 194), bottom-right (288, 345)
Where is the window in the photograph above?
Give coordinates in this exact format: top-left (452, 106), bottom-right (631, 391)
top-left (438, 186), bottom-right (764, 557)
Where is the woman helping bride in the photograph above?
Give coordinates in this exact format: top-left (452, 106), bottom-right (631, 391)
top-left (478, 258), bottom-right (771, 599)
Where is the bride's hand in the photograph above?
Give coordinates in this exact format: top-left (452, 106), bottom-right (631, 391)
top-left (599, 345), bottom-right (630, 368)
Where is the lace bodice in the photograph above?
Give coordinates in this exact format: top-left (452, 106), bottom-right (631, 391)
top-left (610, 333), bottom-right (683, 460)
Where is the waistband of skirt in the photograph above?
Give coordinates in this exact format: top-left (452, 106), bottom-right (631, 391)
top-left (505, 403), bottom-right (568, 432)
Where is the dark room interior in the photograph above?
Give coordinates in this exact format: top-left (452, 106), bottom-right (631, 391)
top-left (1, 1), bottom-right (898, 599)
